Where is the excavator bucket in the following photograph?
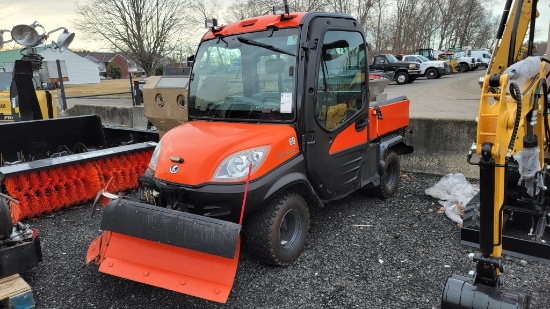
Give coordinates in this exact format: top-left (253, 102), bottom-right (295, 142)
top-left (87, 198), bottom-right (242, 303)
top-left (441, 275), bottom-right (530, 309)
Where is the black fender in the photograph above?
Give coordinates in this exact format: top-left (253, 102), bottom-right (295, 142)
top-left (377, 134), bottom-right (414, 175)
top-left (260, 155), bottom-right (324, 208)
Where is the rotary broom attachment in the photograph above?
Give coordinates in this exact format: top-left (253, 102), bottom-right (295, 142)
top-left (0, 115), bottom-right (158, 222)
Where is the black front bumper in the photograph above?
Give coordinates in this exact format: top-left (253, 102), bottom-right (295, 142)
top-left (139, 155), bottom-right (308, 223)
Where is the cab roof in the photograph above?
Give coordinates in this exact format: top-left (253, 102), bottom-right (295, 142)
top-left (202, 12), bottom-right (308, 41)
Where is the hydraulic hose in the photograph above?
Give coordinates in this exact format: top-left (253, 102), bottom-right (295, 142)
top-left (508, 82), bottom-right (521, 154)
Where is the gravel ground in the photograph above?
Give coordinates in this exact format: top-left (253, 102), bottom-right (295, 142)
top-left (18, 172), bottom-right (549, 309)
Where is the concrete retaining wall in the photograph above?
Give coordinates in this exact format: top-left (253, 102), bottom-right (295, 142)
top-left (66, 105), bottom-right (149, 130)
top-left (401, 118), bottom-right (478, 179)
top-left (68, 105), bottom-right (480, 178)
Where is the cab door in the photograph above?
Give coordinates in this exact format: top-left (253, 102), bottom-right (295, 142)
top-left (302, 18), bottom-right (377, 201)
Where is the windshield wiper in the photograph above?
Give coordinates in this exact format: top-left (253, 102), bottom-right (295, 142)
top-left (237, 37), bottom-right (296, 57)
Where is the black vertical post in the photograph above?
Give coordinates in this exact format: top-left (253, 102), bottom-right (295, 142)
top-left (56, 59), bottom-right (67, 110)
top-left (479, 142), bottom-right (496, 256)
top-left (129, 74), bottom-right (135, 106)
top-left (133, 81), bottom-right (142, 106)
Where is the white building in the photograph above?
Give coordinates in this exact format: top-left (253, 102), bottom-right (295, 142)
top-left (39, 49), bottom-right (100, 84)
top-left (0, 47), bottom-right (100, 85)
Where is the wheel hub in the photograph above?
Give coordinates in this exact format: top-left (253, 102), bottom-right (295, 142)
top-left (279, 209), bottom-right (301, 250)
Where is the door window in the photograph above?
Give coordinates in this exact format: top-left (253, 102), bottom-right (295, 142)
top-left (316, 31), bottom-right (365, 131)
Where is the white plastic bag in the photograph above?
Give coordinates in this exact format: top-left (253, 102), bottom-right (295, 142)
top-left (426, 173), bottom-right (479, 225)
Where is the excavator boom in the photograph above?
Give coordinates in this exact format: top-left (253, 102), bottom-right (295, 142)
top-left (442, 0), bottom-right (549, 308)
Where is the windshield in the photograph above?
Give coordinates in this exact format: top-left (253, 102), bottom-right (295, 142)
top-left (416, 55), bottom-right (429, 62)
top-left (386, 54), bottom-right (399, 62)
top-left (188, 28), bottom-right (299, 122)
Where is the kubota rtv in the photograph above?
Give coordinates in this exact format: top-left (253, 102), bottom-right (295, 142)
top-left (87, 6), bottom-right (413, 303)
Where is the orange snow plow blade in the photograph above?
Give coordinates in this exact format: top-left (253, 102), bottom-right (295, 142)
top-left (87, 198), bottom-right (241, 303)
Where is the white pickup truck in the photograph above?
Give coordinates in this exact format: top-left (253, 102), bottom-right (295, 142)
top-left (401, 55), bottom-right (451, 79)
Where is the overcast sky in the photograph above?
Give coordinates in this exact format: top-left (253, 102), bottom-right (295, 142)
top-left (2, 0), bottom-right (549, 51)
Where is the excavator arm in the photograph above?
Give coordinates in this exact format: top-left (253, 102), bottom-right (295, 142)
top-left (488, 0), bottom-right (539, 75)
top-left (442, 0), bottom-right (549, 308)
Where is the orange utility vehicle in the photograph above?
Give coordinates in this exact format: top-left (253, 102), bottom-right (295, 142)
top-left (87, 6), bottom-right (413, 303)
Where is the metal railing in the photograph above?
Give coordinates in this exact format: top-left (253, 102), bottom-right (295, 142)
top-left (56, 60), bottom-right (145, 109)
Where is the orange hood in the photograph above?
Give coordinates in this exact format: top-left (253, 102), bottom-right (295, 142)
top-left (153, 121), bottom-right (300, 185)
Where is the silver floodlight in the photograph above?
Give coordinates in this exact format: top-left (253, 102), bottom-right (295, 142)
top-left (11, 21), bottom-right (44, 47)
top-left (48, 27), bottom-right (75, 52)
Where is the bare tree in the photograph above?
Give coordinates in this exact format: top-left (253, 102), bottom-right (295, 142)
top-left (227, 0), bottom-right (328, 22)
top-left (289, 0), bottom-right (327, 12)
top-left (226, 0), bottom-right (274, 21)
top-left (367, 0), bottom-right (392, 54)
top-left (74, 0), bottom-right (188, 76)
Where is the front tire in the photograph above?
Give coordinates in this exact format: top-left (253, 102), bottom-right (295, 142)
top-left (365, 151), bottom-right (400, 199)
top-left (426, 68), bottom-right (438, 79)
top-left (244, 191), bottom-right (310, 266)
top-left (459, 63), bottom-right (469, 73)
top-left (395, 72), bottom-right (409, 85)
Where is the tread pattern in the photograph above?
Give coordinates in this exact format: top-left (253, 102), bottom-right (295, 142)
top-left (244, 191), bottom-right (309, 266)
top-left (365, 151), bottom-right (400, 199)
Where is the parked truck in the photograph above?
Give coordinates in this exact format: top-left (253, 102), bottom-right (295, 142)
top-left (401, 54), bottom-right (451, 79)
top-left (415, 48), bottom-right (476, 73)
top-left (87, 7), bottom-right (414, 303)
top-left (369, 54), bottom-right (421, 85)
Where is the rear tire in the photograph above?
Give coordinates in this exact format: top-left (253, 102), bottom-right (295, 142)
top-left (244, 191), bottom-right (309, 266)
top-left (426, 68), bottom-right (438, 79)
top-left (0, 198), bottom-right (13, 240)
top-left (365, 151), bottom-right (400, 199)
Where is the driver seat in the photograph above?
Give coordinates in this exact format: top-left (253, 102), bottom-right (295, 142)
top-left (325, 103), bottom-right (347, 130)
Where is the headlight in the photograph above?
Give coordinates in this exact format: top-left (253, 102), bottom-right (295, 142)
top-left (408, 64), bottom-right (415, 70)
top-left (213, 146), bottom-right (270, 180)
top-left (148, 140), bottom-right (162, 170)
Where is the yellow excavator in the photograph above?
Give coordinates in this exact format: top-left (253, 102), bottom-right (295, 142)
top-left (441, 0), bottom-right (548, 308)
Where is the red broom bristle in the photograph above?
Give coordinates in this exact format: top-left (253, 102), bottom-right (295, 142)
top-left (38, 170), bottom-right (54, 213)
top-left (47, 168), bottom-right (63, 210)
top-left (83, 162), bottom-right (101, 199)
top-left (26, 173), bottom-right (49, 215)
top-left (74, 165), bottom-right (88, 203)
top-left (2, 149), bottom-right (154, 220)
top-left (3, 177), bottom-right (17, 193)
top-left (9, 200), bottom-right (21, 223)
top-left (52, 167), bottom-right (71, 207)
top-left (63, 165), bottom-right (81, 204)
